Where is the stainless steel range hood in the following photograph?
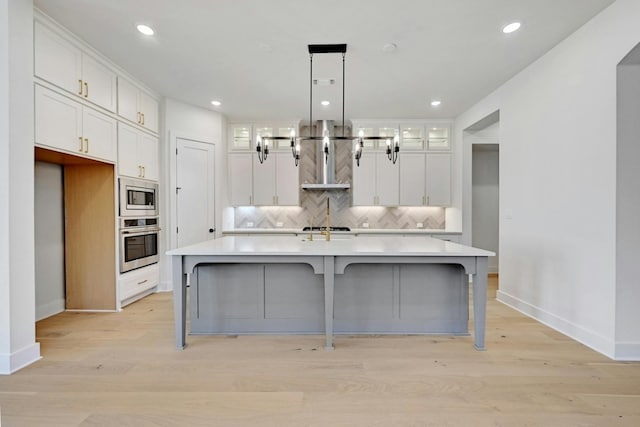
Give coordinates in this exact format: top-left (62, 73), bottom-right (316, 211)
top-left (301, 120), bottom-right (350, 190)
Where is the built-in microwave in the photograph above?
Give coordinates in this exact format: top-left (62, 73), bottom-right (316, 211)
top-left (119, 178), bottom-right (158, 217)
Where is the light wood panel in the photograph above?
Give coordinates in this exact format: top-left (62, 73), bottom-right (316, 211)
top-left (1, 277), bottom-right (639, 426)
top-left (64, 163), bottom-right (116, 310)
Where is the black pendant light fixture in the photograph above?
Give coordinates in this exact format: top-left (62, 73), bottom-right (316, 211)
top-left (257, 44), bottom-right (399, 167)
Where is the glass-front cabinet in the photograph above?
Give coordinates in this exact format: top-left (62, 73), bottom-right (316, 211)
top-left (400, 125), bottom-right (425, 150)
top-left (230, 124), bottom-right (252, 151)
top-left (427, 125), bottom-right (450, 150)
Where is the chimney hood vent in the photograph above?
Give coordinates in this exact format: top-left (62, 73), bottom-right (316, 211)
top-left (301, 120), bottom-right (350, 191)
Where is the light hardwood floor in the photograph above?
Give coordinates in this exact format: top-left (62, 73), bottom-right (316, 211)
top-left (1, 277), bottom-right (639, 426)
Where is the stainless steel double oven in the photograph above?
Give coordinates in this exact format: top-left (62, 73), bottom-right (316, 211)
top-left (119, 178), bottom-right (159, 273)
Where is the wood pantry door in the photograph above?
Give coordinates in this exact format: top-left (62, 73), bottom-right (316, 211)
top-left (176, 138), bottom-right (216, 247)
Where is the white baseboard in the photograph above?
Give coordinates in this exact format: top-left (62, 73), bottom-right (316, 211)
top-left (614, 342), bottom-right (640, 361)
top-left (0, 342), bottom-right (41, 375)
top-left (36, 298), bottom-right (65, 321)
top-left (497, 290), bottom-right (617, 359)
top-left (157, 280), bottom-right (172, 293)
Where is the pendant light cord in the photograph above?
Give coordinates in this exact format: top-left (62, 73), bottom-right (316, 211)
top-left (342, 52), bottom-right (346, 137)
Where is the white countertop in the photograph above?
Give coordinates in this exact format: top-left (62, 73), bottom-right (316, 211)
top-left (222, 228), bottom-right (461, 235)
top-left (167, 235), bottom-right (493, 257)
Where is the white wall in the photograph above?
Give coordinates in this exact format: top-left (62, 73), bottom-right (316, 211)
top-left (34, 162), bottom-right (65, 320)
top-left (0, 0), bottom-right (40, 374)
top-left (159, 98), bottom-right (227, 290)
top-left (455, 0), bottom-right (640, 359)
top-left (615, 56), bottom-right (640, 358)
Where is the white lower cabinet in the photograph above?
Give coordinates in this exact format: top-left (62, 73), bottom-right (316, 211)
top-left (119, 264), bottom-right (159, 306)
top-left (399, 152), bottom-right (451, 206)
top-left (352, 152), bottom-right (399, 206)
top-left (117, 122), bottom-right (159, 181)
top-left (35, 84), bottom-right (116, 162)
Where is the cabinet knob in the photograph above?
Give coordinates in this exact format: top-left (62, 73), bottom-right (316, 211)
top-left (209, 228), bottom-right (215, 233)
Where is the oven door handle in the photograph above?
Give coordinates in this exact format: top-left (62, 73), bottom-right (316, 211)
top-left (121, 228), bottom-right (161, 235)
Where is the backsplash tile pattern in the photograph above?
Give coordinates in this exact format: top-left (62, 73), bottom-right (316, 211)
top-left (234, 125), bottom-right (445, 230)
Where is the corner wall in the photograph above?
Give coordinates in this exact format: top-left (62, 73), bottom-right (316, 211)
top-left (0, 0), bottom-right (40, 374)
top-left (158, 98), bottom-right (226, 291)
top-left (456, 0), bottom-right (640, 359)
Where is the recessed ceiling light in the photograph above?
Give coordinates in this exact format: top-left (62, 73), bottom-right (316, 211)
top-left (136, 24), bottom-right (155, 36)
top-left (502, 21), bottom-right (521, 34)
top-left (430, 100), bottom-right (441, 107)
top-left (321, 100), bottom-right (330, 106)
top-left (210, 100), bottom-right (221, 106)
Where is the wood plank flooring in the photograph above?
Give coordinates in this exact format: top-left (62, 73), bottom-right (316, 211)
top-left (1, 277), bottom-right (640, 426)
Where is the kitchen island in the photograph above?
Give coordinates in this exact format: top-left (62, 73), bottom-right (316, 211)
top-left (168, 235), bottom-right (494, 350)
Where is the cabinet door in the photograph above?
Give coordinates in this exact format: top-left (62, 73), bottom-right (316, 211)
top-left (376, 153), bottom-right (400, 206)
top-left (252, 155), bottom-right (276, 205)
top-left (117, 122), bottom-right (140, 178)
top-left (138, 133), bottom-right (159, 181)
top-left (82, 107), bottom-right (116, 162)
top-left (426, 153), bottom-right (451, 206)
top-left (139, 91), bottom-right (159, 133)
top-left (34, 21), bottom-right (82, 95)
top-left (117, 77), bottom-right (139, 125)
top-left (228, 153), bottom-right (253, 206)
top-left (275, 153), bottom-right (299, 206)
top-left (81, 54), bottom-right (117, 112)
top-left (399, 153), bottom-right (426, 206)
top-left (352, 152), bottom-right (376, 206)
top-left (35, 85), bottom-right (83, 154)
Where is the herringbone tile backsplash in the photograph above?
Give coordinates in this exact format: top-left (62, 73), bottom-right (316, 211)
top-left (234, 125), bottom-right (445, 230)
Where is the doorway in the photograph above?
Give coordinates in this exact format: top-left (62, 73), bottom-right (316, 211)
top-left (472, 144), bottom-right (499, 274)
top-left (175, 138), bottom-right (216, 247)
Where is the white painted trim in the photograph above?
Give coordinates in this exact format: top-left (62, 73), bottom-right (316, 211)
top-left (614, 342), bottom-right (640, 361)
top-left (497, 290), bottom-right (615, 359)
top-left (0, 343), bottom-right (41, 375)
top-left (35, 298), bottom-right (65, 321)
top-left (157, 281), bottom-right (173, 293)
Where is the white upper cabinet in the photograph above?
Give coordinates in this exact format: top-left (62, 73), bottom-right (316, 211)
top-left (427, 125), bottom-right (451, 150)
top-left (399, 152), bottom-right (451, 207)
top-left (35, 85), bottom-right (116, 162)
top-left (252, 152), bottom-right (299, 206)
top-left (228, 123), bottom-right (300, 206)
top-left (117, 122), bottom-right (159, 181)
top-left (228, 153), bottom-right (253, 206)
top-left (117, 76), bottom-right (159, 134)
top-left (352, 151), bottom-right (399, 206)
top-left (34, 20), bottom-right (117, 112)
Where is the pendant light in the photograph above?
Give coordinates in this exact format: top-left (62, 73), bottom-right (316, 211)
top-left (256, 44), bottom-right (400, 167)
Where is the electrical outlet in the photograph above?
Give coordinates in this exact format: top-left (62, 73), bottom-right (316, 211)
top-left (416, 222), bottom-right (424, 228)
top-left (362, 222), bottom-right (369, 228)
top-left (276, 222), bottom-right (284, 228)
top-left (246, 221), bottom-right (254, 228)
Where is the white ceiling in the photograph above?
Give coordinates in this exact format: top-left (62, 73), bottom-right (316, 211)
top-left (34, 0), bottom-right (615, 123)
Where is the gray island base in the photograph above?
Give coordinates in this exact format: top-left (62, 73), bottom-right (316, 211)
top-left (168, 236), bottom-right (494, 351)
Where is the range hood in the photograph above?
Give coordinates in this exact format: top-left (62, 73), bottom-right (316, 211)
top-left (301, 120), bottom-right (350, 190)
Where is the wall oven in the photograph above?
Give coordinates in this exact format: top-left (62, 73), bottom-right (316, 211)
top-left (119, 217), bottom-right (160, 273)
top-left (119, 178), bottom-right (158, 217)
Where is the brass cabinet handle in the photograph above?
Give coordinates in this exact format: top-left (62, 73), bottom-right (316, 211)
top-left (84, 82), bottom-right (88, 98)
top-left (142, 166), bottom-right (145, 177)
top-left (137, 279), bottom-right (148, 285)
top-left (422, 195), bottom-right (426, 205)
top-left (78, 80), bottom-right (83, 95)
top-left (426, 196), bottom-right (430, 205)
top-left (84, 138), bottom-right (89, 153)
top-left (78, 136), bottom-right (83, 152)
top-left (141, 112), bottom-right (145, 125)
top-left (138, 165), bottom-right (142, 177)
top-left (137, 112), bottom-right (141, 124)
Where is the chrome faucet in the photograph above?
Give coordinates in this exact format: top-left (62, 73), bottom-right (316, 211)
top-left (320, 198), bottom-right (331, 241)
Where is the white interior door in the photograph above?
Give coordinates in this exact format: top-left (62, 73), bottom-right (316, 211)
top-left (176, 138), bottom-right (215, 247)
